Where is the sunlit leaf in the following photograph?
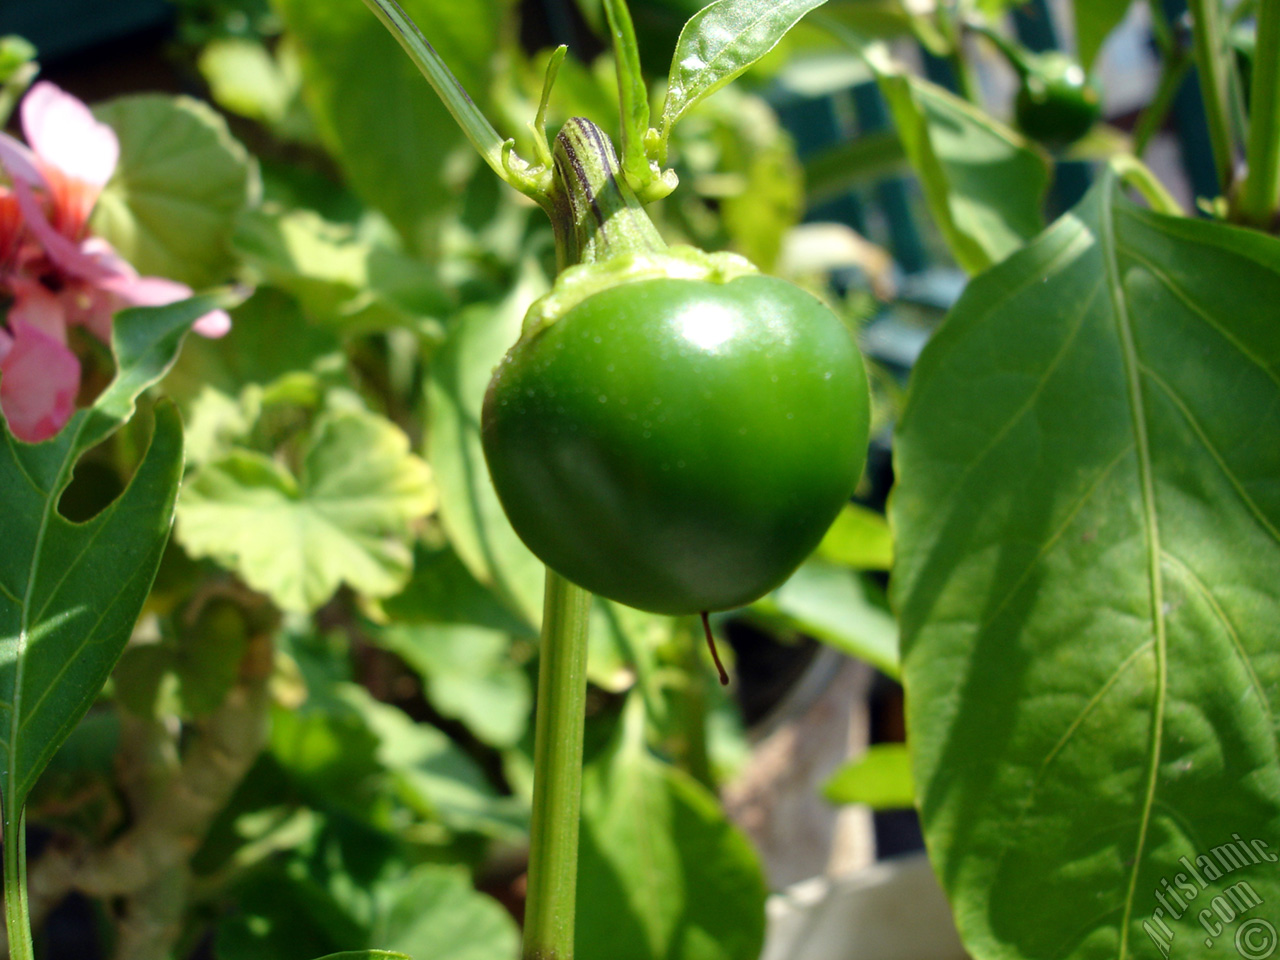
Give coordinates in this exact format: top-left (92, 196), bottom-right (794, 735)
top-left (233, 208), bottom-right (453, 332)
top-left (756, 560), bottom-right (898, 676)
top-left (893, 171), bottom-right (1280, 959)
top-left (661, 0), bottom-right (830, 137)
top-left (93, 94), bottom-right (258, 287)
top-left (824, 743), bottom-right (914, 808)
top-left (176, 409), bottom-right (436, 612)
top-left (816, 502), bottom-right (893, 570)
top-left (873, 66), bottom-right (1049, 273)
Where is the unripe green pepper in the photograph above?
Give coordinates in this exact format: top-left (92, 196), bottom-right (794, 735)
top-left (480, 120), bottom-right (871, 617)
top-left (1013, 51), bottom-right (1103, 148)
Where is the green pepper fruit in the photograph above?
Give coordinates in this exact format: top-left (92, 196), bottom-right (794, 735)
top-left (1013, 51), bottom-right (1102, 148)
top-left (481, 272), bottom-right (870, 616)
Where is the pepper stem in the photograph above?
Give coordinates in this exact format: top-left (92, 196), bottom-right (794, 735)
top-left (549, 118), bottom-right (667, 271)
top-left (700, 611), bottom-right (730, 686)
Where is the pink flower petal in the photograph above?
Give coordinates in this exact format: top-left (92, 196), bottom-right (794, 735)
top-left (0, 326), bottom-right (11, 364)
top-left (0, 319), bottom-right (81, 443)
top-left (22, 82), bottom-right (119, 189)
top-left (12, 177), bottom-right (116, 283)
top-left (8, 276), bottom-right (69, 343)
top-left (192, 309), bottom-right (232, 338)
top-left (0, 130), bottom-right (45, 187)
top-left (100, 272), bottom-right (233, 339)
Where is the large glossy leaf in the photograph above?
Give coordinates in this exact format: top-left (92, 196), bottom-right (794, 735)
top-left (0, 298), bottom-right (213, 812)
top-left (176, 409), bottom-right (436, 613)
top-left (576, 699), bottom-right (767, 960)
top-left (872, 63), bottom-right (1049, 273)
top-left (661, 0), bottom-right (830, 137)
top-left (92, 95), bottom-right (258, 287)
top-left (892, 172), bottom-right (1280, 960)
top-left (272, 0), bottom-right (508, 248)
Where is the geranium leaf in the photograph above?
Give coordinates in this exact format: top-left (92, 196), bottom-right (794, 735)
top-left (176, 410), bottom-right (436, 612)
top-left (92, 94), bottom-right (258, 288)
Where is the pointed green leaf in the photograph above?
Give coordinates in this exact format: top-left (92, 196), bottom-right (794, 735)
top-left (176, 410), bottom-right (436, 612)
top-left (661, 0), bottom-right (830, 139)
top-left (0, 298), bottom-right (212, 811)
top-left (576, 700), bottom-right (767, 960)
top-left (823, 743), bottom-right (914, 808)
top-left (92, 94), bottom-right (258, 288)
top-left (1075, 0), bottom-right (1134, 71)
top-left (311, 953), bottom-right (411, 960)
top-left (892, 172), bottom-right (1280, 960)
top-left (816, 502), bottom-right (893, 570)
top-left (874, 69), bottom-right (1049, 273)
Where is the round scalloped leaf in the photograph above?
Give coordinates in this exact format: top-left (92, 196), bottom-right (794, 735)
top-left (92, 93), bottom-right (258, 288)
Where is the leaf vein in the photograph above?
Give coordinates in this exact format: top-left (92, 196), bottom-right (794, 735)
top-left (1138, 362), bottom-right (1280, 546)
top-left (1119, 245), bottom-right (1280, 390)
top-left (1160, 551), bottom-right (1275, 732)
top-left (1101, 181), bottom-right (1167, 960)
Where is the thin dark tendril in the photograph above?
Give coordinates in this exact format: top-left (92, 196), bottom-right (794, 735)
top-left (700, 611), bottom-right (729, 686)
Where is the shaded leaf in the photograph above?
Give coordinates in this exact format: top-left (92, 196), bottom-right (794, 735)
top-left (1075, 0), bottom-right (1134, 71)
top-left (576, 699), bottom-right (767, 960)
top-left (0, 298), bottom-right (213, 811)
top-left (892, 172), bottom-right (1280, 959)
top-left (176, 410), bottom-right (436, 612)
top-left (376, 624), bottom-right (531, 748)
top-left (426, 267), bottom-right (548, 625)
top-left (93, 94), bottom-right (258, 287)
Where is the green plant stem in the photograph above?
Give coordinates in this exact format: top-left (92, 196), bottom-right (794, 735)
top-left (520, 115), bottom-right (669, 960)
top-left (1132, 52), bottom-right (1191, 157)
top-left (358, 0), bottom-right (535, 195)
top-left (1240, 0), bottom-right (1280, 225)
top-left (1187, 0), bottom-right (1237, 192)
top-left (3, 808), bottom-right (34, 960)
top-left (1111, 155), bottom-right (1186, 216)
top-left (521, 571), bottom-right (592, 960)
top-left (548, 118), bottom-right (667, 271)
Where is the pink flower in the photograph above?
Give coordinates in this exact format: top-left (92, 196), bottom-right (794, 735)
top-left (0, 81), bottom-right (231, 443)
